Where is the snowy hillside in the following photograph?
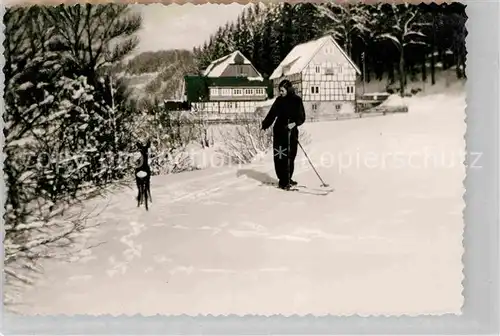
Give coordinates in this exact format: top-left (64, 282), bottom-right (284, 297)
top-left (16, 91), bottom-right (466, 316)
top-left (119, 49), bottom-right (197, 102)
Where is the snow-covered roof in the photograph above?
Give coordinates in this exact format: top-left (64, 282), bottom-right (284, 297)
top-left (203, 50), bottom-right (264, 80)
top-left (269, 35), bottom-right (361, 80)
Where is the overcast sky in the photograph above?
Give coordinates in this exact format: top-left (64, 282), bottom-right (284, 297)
top-left (130, 3), bottom-right (246, 54)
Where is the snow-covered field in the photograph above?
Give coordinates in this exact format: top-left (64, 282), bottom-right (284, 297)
top-left (16, 91), bottom-right (466, 316)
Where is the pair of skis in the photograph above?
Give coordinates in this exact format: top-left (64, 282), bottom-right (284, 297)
top-left (287, 184), bottom-right (334, 194)
top-left (262, 181), bottom-right (334, 196)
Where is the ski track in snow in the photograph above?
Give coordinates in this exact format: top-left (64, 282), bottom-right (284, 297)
top-left (16, 93), bottom-right (466, 316)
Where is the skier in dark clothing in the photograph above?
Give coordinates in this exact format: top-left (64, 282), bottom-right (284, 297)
top-left (261, 79), bottom-right (306, 190)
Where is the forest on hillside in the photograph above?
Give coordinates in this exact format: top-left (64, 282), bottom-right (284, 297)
top-left (119, 2), bottom-right (467, 101)
top-left (194, 2), bottom-right (467, 94)
top-left (118, 49), bottom-right (197, 103)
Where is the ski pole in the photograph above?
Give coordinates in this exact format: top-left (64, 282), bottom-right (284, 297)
top-left (297, 139), bottom-right (330, 188)
top-left (287, 127), bottom-right (291, 185)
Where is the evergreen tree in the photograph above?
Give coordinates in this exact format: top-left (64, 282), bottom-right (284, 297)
top-left (278, 3), bottom-right (295, 61)
top-left (294, 3), bottom-right (323, 44)
top-left (192, 2), bottom-right (466, 87)
top-left (375, 3), bottom-right (428, 95)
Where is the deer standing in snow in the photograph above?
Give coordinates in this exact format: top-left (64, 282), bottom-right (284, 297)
top-left (135, 139), bottom-right (152, 210)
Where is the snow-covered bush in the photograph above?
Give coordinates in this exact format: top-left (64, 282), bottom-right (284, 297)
top-left (130, 104), bottom-right (201, 175)
top-left (214, 114), bottom-right (272, 165)
top-left (215, 114), bottom-right (312, 165)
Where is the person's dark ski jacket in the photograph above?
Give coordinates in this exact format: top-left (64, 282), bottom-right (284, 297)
top-left (261, 90), bottom-right (306, 132)
top-left (261, 80), bottom-right (306, 189)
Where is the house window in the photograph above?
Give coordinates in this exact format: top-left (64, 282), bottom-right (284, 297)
top-left (233, 89), bottom-right (243, 96)
top-left (238, 67), bottom-right (248, 77)
top-left (325, 67), bottom-right (335, 75)
top-left (312, 103), bottom-right (318, 111)
top-left (335, 104), bottom-right (342, 111)
top-left (346, 86), bottom-right (354, 94)
top-left (311, 86), bottom-right (320, 94)
top-left (210, 88), bottom-right (219, 96)
top-left (221, 88), bottom-right (231, 96)
top-left (315, 66), bottom-right (321, 73)
top-left (245, 89), bottom-right (253, 95)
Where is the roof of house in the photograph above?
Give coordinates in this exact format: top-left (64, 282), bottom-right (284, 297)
top-left (269, 35), bottom-right (362, 80)
top-left (203, 50), bottom-right (264, 81)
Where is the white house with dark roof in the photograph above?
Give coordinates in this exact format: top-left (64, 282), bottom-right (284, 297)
top-left (187, 50), bottom-right (270, 115)
top-left (270, 35), bottom-right (361, 116)
top-left (203, 50), bottom-right (264, 81)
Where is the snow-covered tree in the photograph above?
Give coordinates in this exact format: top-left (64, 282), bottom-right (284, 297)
top-left (374, 3), bottom-right (428, 96)
top-left (294, 3), bottom-right (324, 45)
top-left (44, 4), bottom-right (142, 84)
top-left (3, 4), bottom-right (142, 309)
top-left (3, 20), bottom-right (100, 308)
top-left (256, 5), bottom-right (282, 77)
top-left (316, 1), bottom-right (371, 58)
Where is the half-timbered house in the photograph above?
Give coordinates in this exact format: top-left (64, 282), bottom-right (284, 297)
top-left (269, 35), bottom-right (361, 116)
